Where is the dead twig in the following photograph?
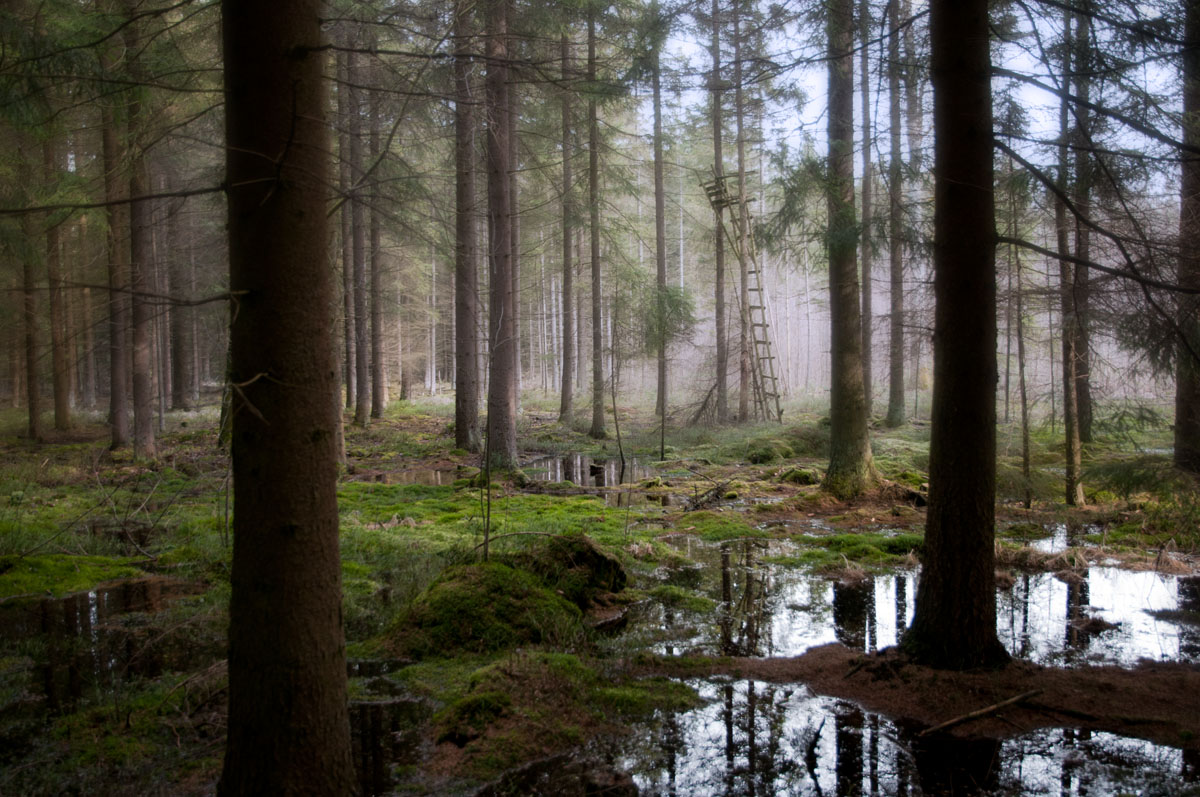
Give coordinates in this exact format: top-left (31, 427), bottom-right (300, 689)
top-left (919, 689), bottom-right (1042, 737)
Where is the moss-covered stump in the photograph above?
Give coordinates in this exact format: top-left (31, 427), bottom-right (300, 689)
top-left (390, 562), bottom-right (581, 658)
top-left (512, 534), bottom-right (627, 610)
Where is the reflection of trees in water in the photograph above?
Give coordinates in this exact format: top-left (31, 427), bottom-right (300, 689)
top-left (833, 579), bottom-right (876, 652)
top-left (718, 540), bottom-right (778, 657)
top-left (1179, 576), bottom-right (1200, 660)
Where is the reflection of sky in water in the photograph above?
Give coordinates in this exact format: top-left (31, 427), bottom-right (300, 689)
top-left (616, 678), bottom-right (1199, 796)
top-left (633, 539), bottom-right (1198, 666)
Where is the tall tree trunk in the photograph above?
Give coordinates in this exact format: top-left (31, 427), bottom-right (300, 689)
top-left (43, 140), bottom-right (71, 430)
top-left (558, 29), bottom-right (576, 425)
top-left (884, 0), bottom-right (905, 428)
top-left (485, 0), bottom-right (519, 467)
top-left (370, 77), bottom-right (386, 419)
top-left (350, 51), bottom-right (370, 426)
top-left (734, 0), bottom-right (750, 423)
top-left (587, 9), bottom-right (606, 439)
top-left (125, 5), bottom-right (156, 458)
top-left (711, 0), bottom-right (729, 423)
top-left (653, 24), bottom-right (668, 421)
top-left (167, 183), bottom-right (195, 411)
top-left (510, 84), bottom-right (522, 404)
top-left (219, 1), bottom-right (355, 791)
top-left (859, 0), bottom-right (874, 419)
top-left (338, 47), bottom-right (356, 411)
top-left (903, 0), bottom-right (1009, 670)
top-left (823, 0), bottom-right (876, 499)
top-left (1057, 7), bottom-right (1085, 505)
top-left (1178, 0), bottom-right (1200, 474)
top-left (454, 2), bottom-right (482, 452)
top-left (18, 146), bottom-right (41, 441)
top-left (1072, 1), bottom-right (1093, 444)
top-left (1013, 218), bottom-right (1033, 509)
top-left (99, 92), bottom-right (130, 447)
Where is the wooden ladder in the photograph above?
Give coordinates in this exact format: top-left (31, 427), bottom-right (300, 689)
top-left (702, 172), bottom-right (783, 423)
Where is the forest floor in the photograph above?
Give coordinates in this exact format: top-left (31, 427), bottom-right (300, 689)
top-left (1, 395), bottom-right (1198, 794)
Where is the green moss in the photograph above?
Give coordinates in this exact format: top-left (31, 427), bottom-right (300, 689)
top-left (745, 438), bottom-right (794, 464)
top-left (781, 425), bottom-right (830, 457)
top-left (774, 531), bottom-right (924, 572)
top-left (390, 561), bottom-right (582, 658)
top-left (592, 678), bottom-right (700, 715)
top-left (434, 690), bottom-right (513, 744)
top-left (509, 534), bottom-right (627, 609)
top-left (649, 584), bottom-right (717, 613)
top-left (0, 554), bottom-right (143, 599)
top-left (677, 510), bottom-right (763, 541)
top-left (999, 522), bottom-right (1053, 541)
top-left (779, 467), bottom-right (821, 485)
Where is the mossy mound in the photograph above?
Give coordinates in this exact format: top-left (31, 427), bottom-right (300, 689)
top-left (745, 438), bottom-right (794, 464)
top-left (775, 531), bottom-right (925, 572)
top-left (999, 522), bottom-right (1054, 541)
top-left (779, 467), bottom-right (821, 485)
top-left (391, 561), bottom-right (581, 658)
top-left (782, 425), bottom-right (831, 458)
top-left (511, 535), bottom-right (627, 610)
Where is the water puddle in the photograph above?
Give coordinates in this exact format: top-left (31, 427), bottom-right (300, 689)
top-left (0, 578), bottom-right (208, 713)
top-left (525, 455), bottom-right (649, 488)
top-left (611, 677), bottom-right (1200, 795)
top-left (388, 467), bottom-right (465, 485)
top-left (624, 538), bottom-right (1200, 666)
top-left (350, 697), bottom-right (429, 796)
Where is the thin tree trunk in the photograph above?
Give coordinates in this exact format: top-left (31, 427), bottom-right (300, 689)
top-left (653, 27), bottom-right (668, 422)
top-left (219, 1), bottom-right (355, 789)
top-left (98, 1), bottom-right (130, 448)
top-left (125, 5), bottom-right (155, 458)
top-left (43, 140), bottom-right (71, 430)
top-left (859, 0), bottom-right (874, 419)
top-left (1057, 7), bottom-right (1085, 505)
top-left (337, 47), bottom-right (356, 410)
top-left (587, 9), bottom-right (606, 439)
top-left (823, 0), bottom-right (875, 499)
top-left (1072, 1), bottom-right (1093, 443)
top-left (19, 146), bottom-right (41, 441)
top-left (558, 31), bottom-right (575, 425)
top-left (711, 0), bottom-right (728, 423)
top-left (485, 0), bottom-right (519, 468)
top-left (454, 2), bottom-right (481, 451)
top-left (510, 82), bottom-right (522, 404)
top-left (1178, 0), bottom-right (1200, 473)
top-left (885, 0), bottom-right (905, 428)
top-left (349, 50), bottom-right (370, 426)
top-left (370, 78), bottom-right (386, 418)
top-left (167, 181), bottom-right (194, 411)
top-left (734, 0), bottom-right (750, 423)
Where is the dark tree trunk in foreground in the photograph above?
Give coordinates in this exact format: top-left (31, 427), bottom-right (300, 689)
top-left (454, 1), bottom-right (482, 452)
top-left (587, 9), bottom-right (606, 440)
top-left (485, 0), bottom-right (519, 468)
top-left (218, 1), bottom-right (355, 792)
top-left (559, 29), bottom-right (576, 425)
top-left (19, 147), bottom-right (40, 441)
top-left (823, 0), bottom-right (876, 499)
top-left (1179, 0), bottom-right (1200, 474)
top-left (903, 0), bottom-right (1009, 670)
top-left (884, 0), bottom-right (905, 428)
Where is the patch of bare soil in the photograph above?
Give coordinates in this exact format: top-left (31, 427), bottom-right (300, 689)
top-left (646, 643), bottom-right (1200, 750)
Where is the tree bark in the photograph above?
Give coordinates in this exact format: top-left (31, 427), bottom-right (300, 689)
top-left (903, 0), bottom-right (1009, 670)
top-left (337, 47), bottom-right (356, 411)
top-left (370, 72), bottom-right (386, 419)
top-left (1072, 1), bottom-right (1093, 444)
top-left (734, 0), bottom-right (750, 423)
top-left (885, 0), bottom-right (905, 428)
top-left (859, 0), bottom-right (874, 420)
top-left (711, 0), bottom-right (729, 423)
top-left (587, 9), bottom-right (606, 440)
top-left (823, 0), bottom-right (876, 499)
top-left (455, 2), bottom-right (482, 452)
top-left (219, 1), bottom-right (355, 792)
top-left (558, 29), bottom-right (576, 425)
top-left (43, 140), bottom-right (71, 430)
top-left (653, 23), bottom-right (668, 422)
top-left (125, 4), bottom-right (156, 459)
top-left (349, 50), bottom-right (370, 426)
top-left (485, 0), bottom-right (519, 467)
top-left (18, 145), bottom-right (41, 441)
top-left (166, 178), bottom-right (195, 411)
top-left (1178, 0), bottom-right (1200, 474)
